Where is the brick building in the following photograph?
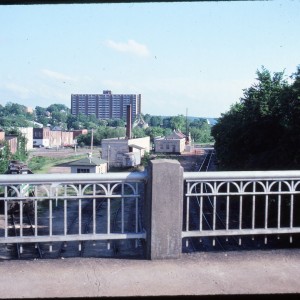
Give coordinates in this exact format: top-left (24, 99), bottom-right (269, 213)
top-left (33, 128), bottom-right (74, 148)
top-left (33, 127), bottom-right (50, 147)
top-left (5, 135), bottom-right (18, 154)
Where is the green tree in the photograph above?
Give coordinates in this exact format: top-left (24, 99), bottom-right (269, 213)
top-left (163, 128), bottom-right (172, 137)
top-left (189, 118), bottom-right (214, 143)
top-left (35, 106), bottom-right (49, 126)
top-left (13, 134), bottom-right (28, 162)
top-left (170, 115), bottom-right (186, 132)
top-left (106, 127), bottom-right (126, 139)
top-left (143, 113), bottom-right (151, 124)
top-left (0, 142), bottom-right (11, 174)
top-left (66, 115), bottom-right (79, 130)
top-left (35, 106), bottom-right (47, 117)
top-left (47, 103), bottom-right (70, 114)
top-left (50, 110), bottom-right (68, 127)
top-left (108, 118), bottom-right (125, 127)
top-left (189, 118), bottom-right (207, 129)
top-left (145, 126), bottom-right (164, 141)
top-left (149, 116), bottom-right (162, 127)
top-left (162, 117), bottom-right (171, 128)
top-left (5, 129), bottom-right (28, 162)
top-left (132, 127), bottom-right (146, 138)
top-left (212, 66), bottom-right (296, 170)
top-left (4, 102), bottom-right (27, 116)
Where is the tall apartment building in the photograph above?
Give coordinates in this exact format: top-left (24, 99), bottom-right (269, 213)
top-left (71, 90), bottom-right (141, 122)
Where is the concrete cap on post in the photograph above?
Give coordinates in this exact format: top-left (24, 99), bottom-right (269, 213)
top-left (145, 159), bottom-right (183, 259)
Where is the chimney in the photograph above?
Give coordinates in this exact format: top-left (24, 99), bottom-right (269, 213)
top-left (126, 105), bottom-right (132, 139)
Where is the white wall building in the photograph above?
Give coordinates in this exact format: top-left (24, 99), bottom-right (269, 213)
top-left (154, 130), bottom-right (188, 154)
top-left (69, 155), bottom-right (108, 174)
top-left (18, 127), bottom-right (33, 151)
top-left (101, 136), bottom-right (150, 168)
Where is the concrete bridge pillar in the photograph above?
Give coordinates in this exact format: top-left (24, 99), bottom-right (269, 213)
top-left (144, 159), bottom-right (183, 259)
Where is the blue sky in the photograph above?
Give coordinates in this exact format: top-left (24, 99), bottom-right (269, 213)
top-left (0, 1), bottom-right (299, 118)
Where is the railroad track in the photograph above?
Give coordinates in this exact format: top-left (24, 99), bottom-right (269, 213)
top-left (79, 199), bottom-right (106, 257)
top-left (184, 149), bottom-right (300, 253)
top-left (4, 183), bottom-right (145, 259)
top-left (56, 198), bottom-right (109, 258)
top-left (10, 208), bottom-right (43, 259)
top-left (55, 184), bottom-right (143, 258)
top-left (111, 184), bottom-right (144, 258)
top-left (185, 150), bottom-right (225, 251)
top-left (185, 149), bottom-right (245, 252)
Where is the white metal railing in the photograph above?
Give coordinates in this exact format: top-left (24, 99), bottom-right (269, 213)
top-left (183, 171), bottom-right (300, 242)
top-left (2, 169), bottom-right (300, 257)
top-left (0, 172), bottom-right (147, 247)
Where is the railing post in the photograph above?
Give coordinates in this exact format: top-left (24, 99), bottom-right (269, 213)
top-left (144, 159), bottom-right (183, 259)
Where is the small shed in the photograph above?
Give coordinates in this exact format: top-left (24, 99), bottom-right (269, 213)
top-left (69, 155), bottom-right (108, 174)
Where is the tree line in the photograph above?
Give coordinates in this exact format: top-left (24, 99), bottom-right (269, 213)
top-left (0, 102), bottom-right (214, 147)
top-left (76, 115), bottom-right (214, 147)
top-left (212, 65), bottom-right (300, 171)
top-left (0, 101), bottom-right (214, 172)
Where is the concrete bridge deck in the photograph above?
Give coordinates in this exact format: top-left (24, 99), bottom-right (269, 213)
top-left (0, 249), bottom-right (300, 299)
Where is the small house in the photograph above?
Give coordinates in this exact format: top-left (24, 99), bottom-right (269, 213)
top-left (154, 130), bottom-right (188, 154)
top-left (69, 154), bottom-right (108, 174)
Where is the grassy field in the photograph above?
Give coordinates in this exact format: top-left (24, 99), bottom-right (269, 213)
top-left (28, 154), bottom-right (86, 174)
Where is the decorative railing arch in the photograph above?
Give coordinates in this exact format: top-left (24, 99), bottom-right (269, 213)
top-left (183, 171), bottom-right (300, 241)
top-left (0, 172), bottom-right (147, 253)
top-left (2, 168), bottom-right (300, 259)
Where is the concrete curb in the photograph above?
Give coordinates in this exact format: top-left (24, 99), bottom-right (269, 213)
top-left (0, 249), bottom-right (300, 298)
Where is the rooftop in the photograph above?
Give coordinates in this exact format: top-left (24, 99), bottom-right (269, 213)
top-left (68, 156), bottom-right (107, 166)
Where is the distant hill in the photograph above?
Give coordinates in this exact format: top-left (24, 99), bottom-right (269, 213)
top-left (159, 115), bottom-right (218, 125)
top-left (187, 116), bottom-right (218, 126)
top-left (206, 118), bottom-right (218, 125)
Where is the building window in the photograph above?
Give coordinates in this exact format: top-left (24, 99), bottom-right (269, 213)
top-left (77, 168), bottom-right (90, 173)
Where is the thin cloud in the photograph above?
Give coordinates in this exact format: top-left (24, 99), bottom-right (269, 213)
top-left (101, 79), bottom-right (139, 92)
top-left (2, 83), bottom-right (30, 99)
top-left (105, 39), bottom-right (150, 57)
top-left (41, 69), bottom-right (76, 82)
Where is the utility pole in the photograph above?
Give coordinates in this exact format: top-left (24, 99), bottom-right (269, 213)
top-left (107, 145), bottom-right (110, 171)
top-left (186, 108), bottom-right (188, 136)
top-left (91, 128), bottom-right (94, 155)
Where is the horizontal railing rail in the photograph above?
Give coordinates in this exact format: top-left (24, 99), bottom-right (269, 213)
top-left (0, 172), bottom-right (147, 185)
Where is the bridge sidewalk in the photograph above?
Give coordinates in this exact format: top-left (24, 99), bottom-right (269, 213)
top-left (0, 249), bottom-right (300, 298)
